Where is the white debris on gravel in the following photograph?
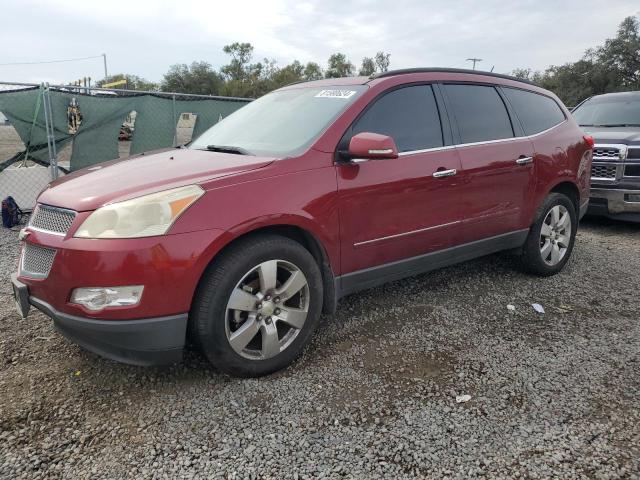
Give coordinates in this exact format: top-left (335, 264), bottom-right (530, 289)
top-left (532, 303), bottom-right (545, 314)
top-left (455, 394), bottom-right (472, 403)
top-left (1, 219), bottom-right (639, 479)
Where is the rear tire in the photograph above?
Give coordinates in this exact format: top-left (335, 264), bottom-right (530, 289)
top-left (191, 234), bottom-right (323, 377)
top-left (520, 193), bottom-right (577, 276)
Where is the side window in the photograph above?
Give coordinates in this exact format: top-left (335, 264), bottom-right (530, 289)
top-left (443, 84), bottom-right (514, 144)
top-left (502, 87), bottom-right (566, 135)
top-left (352, 85), bottom-right (443, 152)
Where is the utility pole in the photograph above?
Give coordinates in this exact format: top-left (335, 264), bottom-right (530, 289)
top-left (102, 53), bottom-right (108, 79)
top-left (466, 58), bottom-right (482, 70)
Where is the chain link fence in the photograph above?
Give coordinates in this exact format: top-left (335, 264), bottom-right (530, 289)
top-left (0, 82), bottom-right (251, 212)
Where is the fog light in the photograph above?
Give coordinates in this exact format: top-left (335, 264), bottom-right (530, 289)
top-left (626, 194), bottom-right (640, 203)
top-left (70, 286), bottom-right (144, 311)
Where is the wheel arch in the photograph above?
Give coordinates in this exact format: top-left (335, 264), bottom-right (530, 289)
top-left (194, 222), bottom-right (338, 316)
top-left (549, 180), bottom-right (580, 215)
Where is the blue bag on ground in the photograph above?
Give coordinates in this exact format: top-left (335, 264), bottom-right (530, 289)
top-left (2, 196), bottom-right (21, 228)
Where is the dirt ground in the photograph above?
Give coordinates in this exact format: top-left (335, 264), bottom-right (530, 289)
top-left (0, 217), bottom-right (638, 478)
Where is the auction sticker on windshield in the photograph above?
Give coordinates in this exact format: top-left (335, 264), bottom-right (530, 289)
top-left (315, 90), bottom-right (357, 99)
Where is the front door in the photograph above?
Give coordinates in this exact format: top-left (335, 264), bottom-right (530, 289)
top-left (336, 84), bottom-right (465, 276)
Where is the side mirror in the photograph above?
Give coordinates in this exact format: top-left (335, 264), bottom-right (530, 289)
top-left (347, 132), bottom-right (399, 163)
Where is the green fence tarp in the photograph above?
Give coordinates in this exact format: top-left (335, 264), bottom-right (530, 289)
top-left (129, 95), bottom-right (246, 156)
top-left (0, 88), bottom-right (250, 171)
top-left (0, 86), bottom-right (71, 164)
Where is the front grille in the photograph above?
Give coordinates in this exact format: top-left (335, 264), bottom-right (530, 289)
top-left (591, 164), bottom-right (617, 179)
top-left (21, 243), bottom-right (57, 278)
top-left (593, 147), bottom-right (621, 160)
top-left (29, 205), bottom-right (76, 235)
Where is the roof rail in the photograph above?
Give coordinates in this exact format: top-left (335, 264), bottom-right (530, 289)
top-left (369, 68), bottom-right (536, 86)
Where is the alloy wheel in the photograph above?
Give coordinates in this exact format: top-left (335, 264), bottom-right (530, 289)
top-left (539, 205), bottom-right (572, 266)
top-left (224, 259), bottom-right (310, 360)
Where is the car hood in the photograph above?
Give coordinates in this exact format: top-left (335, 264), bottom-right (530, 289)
top-left (38, 149), bottom-right (275, 212)
top-left (581, 126), bottom-right (640, 146)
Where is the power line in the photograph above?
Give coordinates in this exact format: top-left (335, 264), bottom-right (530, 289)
top-left (0, 54), bottom-right (104, 67)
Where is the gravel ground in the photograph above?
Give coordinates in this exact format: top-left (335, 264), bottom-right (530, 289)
top-left (0, 218), bottom-right (638, 479)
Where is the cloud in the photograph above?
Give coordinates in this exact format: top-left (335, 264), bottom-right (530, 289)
top-left (0, 0), bottom-right (637, 84)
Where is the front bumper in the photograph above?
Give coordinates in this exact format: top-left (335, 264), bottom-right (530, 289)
top-left (17, 228), bottom-right (227, 320)
top-left (13, 274), bottom-right (187, 365)
top-left (588, 187), bottom-right (640, 222)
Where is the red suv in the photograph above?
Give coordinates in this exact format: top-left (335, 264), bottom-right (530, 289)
top-left (12, 69), bottom-right (592, 377)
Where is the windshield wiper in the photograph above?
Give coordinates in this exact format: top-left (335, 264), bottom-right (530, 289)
top-left (205, 144), bottom-right (253, 155)
top-left (593, 124), bottom-right (640, 127)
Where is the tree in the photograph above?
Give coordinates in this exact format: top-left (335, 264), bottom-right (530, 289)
top-left (510, 68), bottom-right (533, 80)
top-left (325, 53), bottom-right (355, 78)
top-left (159, 43), bottom-right (391, 97)
top-left (221, 42), bottom-right (255, 81)
top-left (359, 52), bottom-right (392, 76)
top-left (161, 62), bottom-right (224, 95)
top-left (596, 16), bottom-right (640, 88)
top-left (270, 60), bottom-right (305, 88)
top-left (303, 62), bottom-right (323, 81)
top-left (374, 51), bottom-right (391, 73)
top-left (96, 74), bottom-right (157, 91)
top-left (219, 43), bottom-right (272, 97)
top-left (512, 15), bottom-right (640, 106)
top-left (359, 57), bottom-right (376, 76)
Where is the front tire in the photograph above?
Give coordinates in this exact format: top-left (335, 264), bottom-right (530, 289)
top-left (191, 235), bottom-right (323, 377)
top-left (520, 193), bottom-right (577, 276)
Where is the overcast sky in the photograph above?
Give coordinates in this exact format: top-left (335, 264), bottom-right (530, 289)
top-left (1, 0), bottom-right (638, 86)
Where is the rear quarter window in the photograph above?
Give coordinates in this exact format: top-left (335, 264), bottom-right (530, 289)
top-left (502, 87), bottom-right (565, 136)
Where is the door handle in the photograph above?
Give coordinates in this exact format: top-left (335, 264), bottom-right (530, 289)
top-left (432, 168), bottom-right (457, 178)
top-left (516, 156), bottom-right (533, 165)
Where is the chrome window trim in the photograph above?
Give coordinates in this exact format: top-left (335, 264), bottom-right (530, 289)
top-left (398, 120), bottom-right (567, 157)
top-left (398, 145), bottom-right (455, 156)
top-left (525, 119), bottom-right (568, 139)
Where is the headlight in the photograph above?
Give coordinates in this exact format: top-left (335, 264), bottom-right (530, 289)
top-left (74, 185), bottom-right (204, 239)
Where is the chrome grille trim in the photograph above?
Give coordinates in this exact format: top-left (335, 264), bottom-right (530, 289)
top-left (593, 147), bottom-right (621, 160)
top-left (21, 243), bottom-right (57, 279)
top-left (29, 204), bottom-right (76, 236)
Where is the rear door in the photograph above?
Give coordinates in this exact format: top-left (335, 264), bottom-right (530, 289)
top-left (442, 84), bottom-right (536, 243)
top-left (336, 84), bottom-right (465, 275)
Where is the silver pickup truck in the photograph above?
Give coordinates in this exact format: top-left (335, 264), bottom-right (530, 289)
top-left (573, 91), bottom-right (640, 222)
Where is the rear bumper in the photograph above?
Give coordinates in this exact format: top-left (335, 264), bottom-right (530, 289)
top-left (588, 187), bottom-right (640, 222)
top-left (14, 274), bottom-right (187, 366)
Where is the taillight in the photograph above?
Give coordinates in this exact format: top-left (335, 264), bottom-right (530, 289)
top-left (583, 135), bottom-right (595, 149)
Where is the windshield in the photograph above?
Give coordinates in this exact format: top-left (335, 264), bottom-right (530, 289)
top-left (191, 85), bottom-right (367, 157)
top-left (573, 95), bottom-right (640, 127)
